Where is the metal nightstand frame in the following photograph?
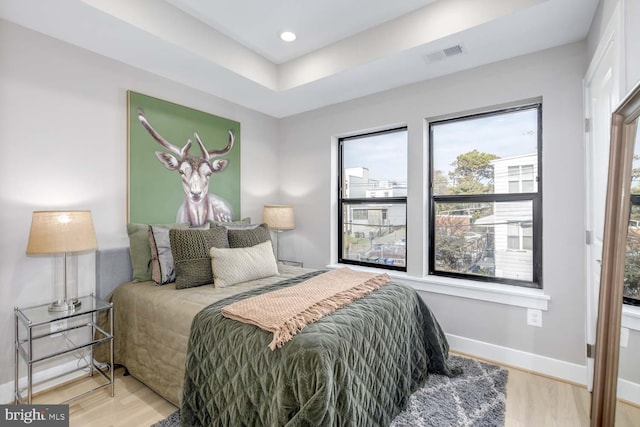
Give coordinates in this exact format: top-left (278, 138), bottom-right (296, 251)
top-left (14, 293), bottom-right (114, 404)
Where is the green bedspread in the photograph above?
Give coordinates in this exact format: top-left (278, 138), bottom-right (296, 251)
top-left (182, 271), bottom-right (460, 426)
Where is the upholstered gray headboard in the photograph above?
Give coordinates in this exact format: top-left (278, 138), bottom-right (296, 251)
top-left (96, 247), bottom-right (132, 299)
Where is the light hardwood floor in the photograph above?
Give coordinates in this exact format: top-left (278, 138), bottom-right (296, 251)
top-left (31, 363), bottom-right (640, 427)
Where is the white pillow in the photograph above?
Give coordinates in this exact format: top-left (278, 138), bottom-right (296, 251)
top-left (210, 240), bottom-right (278, 288)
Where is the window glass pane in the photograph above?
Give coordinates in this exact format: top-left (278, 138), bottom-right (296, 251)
top-left (508, 166), bottom-right (519, 179)
top-left (342, 202), bottom-right (406, 268)
top-left (508, 181), bottom-right (519, 193)
top-left (353, 209), bottom-right (367, 220)
top-left (433, 200), bottom-right (533, 281)
top-left (507, 223), bottom-right (519, 250)
top-left (432, 108), bottom-right (538, 196)
top-left (521, 165), bottom-right (534, 180)
top-left (507, 236), bottom-right (520, 250)
top-left (522, 224), bottom-right (533, 250)
top-left (342, 130), bottom-right (407, 199)
top-left (522, 180), bottom-right (534, 193)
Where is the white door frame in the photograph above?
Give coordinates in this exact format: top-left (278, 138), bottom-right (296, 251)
top-left (584, 1), bottom-right (625, 392)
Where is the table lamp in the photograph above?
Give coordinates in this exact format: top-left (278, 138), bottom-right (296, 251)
top-left (26, 210), bottom-right (98, 312)
top-left (262, 205), bottom-right (295, 261)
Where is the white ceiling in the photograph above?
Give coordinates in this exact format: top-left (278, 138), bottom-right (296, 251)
top-left (0, 0), bottom-right (599, 118)
top-left (164, 0), bottom-right (440, 64)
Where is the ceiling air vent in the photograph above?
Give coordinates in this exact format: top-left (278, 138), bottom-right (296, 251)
top-left (422, 44), bottom-right (465, 64)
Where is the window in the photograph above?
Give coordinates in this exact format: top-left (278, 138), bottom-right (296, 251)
top-left (508, 165), bottom-right (535, 193)
top-left (507, 223), bottom-right (520, 250)
top-left (339, 128), bottom-right (407, 271)
top-left (353, 209), bottom-right (368, 220)
top-left (507, 221), bottom-right (533, 251)
top-left (508, 166), bottom-right (520, 193)
top-left (429, 104), bottom-right (542, 287)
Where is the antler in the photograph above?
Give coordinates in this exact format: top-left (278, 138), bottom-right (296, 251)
top-left (138, 109), bottom-right (187, 158)
top-left (194, 130), bottom-right (234, 158)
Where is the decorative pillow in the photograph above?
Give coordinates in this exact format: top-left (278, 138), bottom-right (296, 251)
top-left (170, 227), bottom-right (230, 289)
top-left (218, 223), bottom-right (261, 230)
top-left (148, 225), bottom-right (178, 285)
top-left (227, 223), bottom-right (272, 248)
top-left (210, 240), bottom-right (278, 288)
top-left (127, 222), bottom-right (188, 282)
top-left (149, 223), bottom-right (211, 285)
top-left (209, 217), bottom-right (252, 228)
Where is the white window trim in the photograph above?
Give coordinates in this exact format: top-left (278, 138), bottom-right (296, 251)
top-left (326, 263), bottom-right (550, 310)
top-left (622, 305), bottom-right (640, 331)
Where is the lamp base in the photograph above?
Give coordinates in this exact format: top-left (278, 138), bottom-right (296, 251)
top-left (48, 299), bottom-right (81, 312)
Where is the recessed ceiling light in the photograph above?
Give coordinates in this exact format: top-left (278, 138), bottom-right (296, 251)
top-left (280, 31), bottom-right (296, 42)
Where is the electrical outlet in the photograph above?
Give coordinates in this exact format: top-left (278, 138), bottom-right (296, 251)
top-left (527, 309), bottom-right (542, 327)
top-left (50, 319), bottom-right (67, 338)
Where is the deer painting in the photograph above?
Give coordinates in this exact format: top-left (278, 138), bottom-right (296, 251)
top-left (137, 109), bottom-right (234, 227)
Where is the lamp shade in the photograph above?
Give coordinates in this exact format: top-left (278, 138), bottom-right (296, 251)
top-left (262, 205), bottom-right (295, 230)
top-left (26, 210), bottom-right (98, 254)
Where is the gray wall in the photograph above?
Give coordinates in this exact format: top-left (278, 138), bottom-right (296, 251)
top-left (0, 18), bottom-right (280, 392)
top-left (279, 42), bottom-right (588, 366)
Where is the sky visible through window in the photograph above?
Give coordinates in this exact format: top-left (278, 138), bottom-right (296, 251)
top-left (342, 110), bottom-right (537, 184)
top-left (432, 108), bottom-right (538, 175)
top-left (343, 130), bottom-right (407, 183)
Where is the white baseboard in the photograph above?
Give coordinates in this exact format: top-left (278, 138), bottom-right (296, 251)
top-left (448, 333), bottom-right (640, 406)
top-left (446, 333), bottom-right (587, 385)
top-left (618, 378), bottom-right (640, 406)
top-left (0, 359), bottom-right (88, 404)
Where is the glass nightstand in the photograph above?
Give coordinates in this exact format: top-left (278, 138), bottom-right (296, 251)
top-left (14, 293), bottom-right (114, 404)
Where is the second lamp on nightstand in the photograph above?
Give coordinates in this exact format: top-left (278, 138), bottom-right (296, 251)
top-left (262, 205), bottom-right (295, 262)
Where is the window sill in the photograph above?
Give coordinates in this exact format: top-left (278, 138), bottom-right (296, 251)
top-left (622, 305), bottom-right (640, 332)
top-left (326, 263), bottom-right (550, 310)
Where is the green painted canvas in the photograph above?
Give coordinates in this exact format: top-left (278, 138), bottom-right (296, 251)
top-left (128, 91), bottom-right (241, 227)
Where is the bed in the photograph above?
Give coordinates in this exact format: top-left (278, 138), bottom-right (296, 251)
top-left (96, 239), bottom-right (458, 425)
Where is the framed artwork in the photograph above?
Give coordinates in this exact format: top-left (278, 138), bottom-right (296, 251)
top-left (127, 91), bottom-right (241, 227)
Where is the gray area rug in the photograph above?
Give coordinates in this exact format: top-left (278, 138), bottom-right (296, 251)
top-left (152, 355), bottom-right (507, 427)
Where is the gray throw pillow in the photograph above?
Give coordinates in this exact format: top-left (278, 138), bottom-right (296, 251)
top-left (170, 227), bottom-right (230, 289)
top-left (149, 225), bottom-right (178, 285)
top-left (227, 223), bottom-right (272, 248)
top-left (208, 217), bottom-right (252, 228)
top-left (127, 222), bottom-right (188, 282)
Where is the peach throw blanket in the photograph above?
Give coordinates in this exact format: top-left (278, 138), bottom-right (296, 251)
top-left (221, 267), bottom-right (391, 350)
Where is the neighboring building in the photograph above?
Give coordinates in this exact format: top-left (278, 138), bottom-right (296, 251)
top-left (488, 153), bottom-right (537, 281)
top-left (344, 167), bottom-right (371, 199)
top-left (343, 168), bottom-right (407, 266)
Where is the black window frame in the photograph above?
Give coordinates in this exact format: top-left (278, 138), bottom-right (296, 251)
top-left (338, 127), bottom-right (408, 272)
top-left (428, 103), bottom-right (543, 288)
